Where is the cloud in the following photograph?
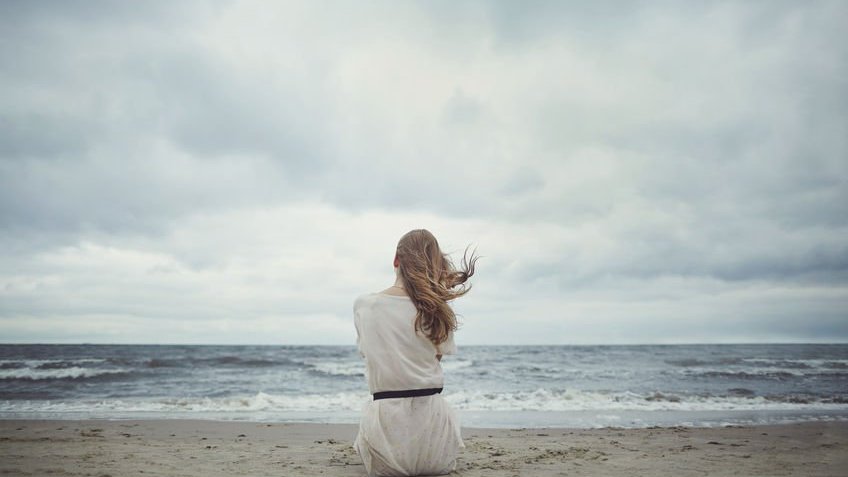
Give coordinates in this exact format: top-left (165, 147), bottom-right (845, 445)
top-left (0, 0), bottom-right (846, 343)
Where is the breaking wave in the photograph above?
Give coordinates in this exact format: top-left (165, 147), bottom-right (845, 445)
top-left (3, 388), bottom-right (846, 415)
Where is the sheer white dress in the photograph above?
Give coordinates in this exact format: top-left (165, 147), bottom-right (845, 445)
top-left (353, 292), bottom-right (464, 477)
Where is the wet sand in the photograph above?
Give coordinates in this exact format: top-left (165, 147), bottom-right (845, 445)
top-left (0, 419), bottom-right (845, 476)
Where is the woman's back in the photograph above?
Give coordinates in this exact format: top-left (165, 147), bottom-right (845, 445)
top-left (354, 293), bottom-right (456, 394)
top-left (354, 291), bottom-right (464, 477)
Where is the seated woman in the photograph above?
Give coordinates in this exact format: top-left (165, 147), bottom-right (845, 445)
top-left (353, 229), bottom-right (479, 477)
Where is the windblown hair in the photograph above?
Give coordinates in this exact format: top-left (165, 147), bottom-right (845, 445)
top-left (395, 229), bottom-right (479, 346)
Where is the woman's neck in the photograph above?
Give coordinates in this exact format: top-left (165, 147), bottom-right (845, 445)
top-left (393, 270), bottom-right (404, 289)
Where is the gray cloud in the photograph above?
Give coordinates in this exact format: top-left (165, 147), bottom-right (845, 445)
top-left (0, 0), bottom-right (846, 344)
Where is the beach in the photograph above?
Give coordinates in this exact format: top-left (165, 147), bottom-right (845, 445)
top-left (1, 419), bottom-right (845, 476)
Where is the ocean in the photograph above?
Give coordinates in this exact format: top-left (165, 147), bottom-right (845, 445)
top-left (1, 344), bottom-right (846, 428)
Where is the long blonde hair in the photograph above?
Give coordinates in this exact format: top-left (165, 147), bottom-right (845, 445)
top-left (395, 229), bottom-right (479, 346)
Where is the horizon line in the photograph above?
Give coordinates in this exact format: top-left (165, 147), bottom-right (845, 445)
top-left (1, 341), bottom-right (847, 346)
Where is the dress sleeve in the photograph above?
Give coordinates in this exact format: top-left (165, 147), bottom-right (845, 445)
top-left (353, 298), bottom-right (365, 358)
top-left (438, 330), bottom-right (457, 356)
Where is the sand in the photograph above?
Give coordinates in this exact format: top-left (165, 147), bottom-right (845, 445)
top-left (0, 419), bottom-right (845, 476)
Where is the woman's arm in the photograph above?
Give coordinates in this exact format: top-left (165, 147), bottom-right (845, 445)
top-left (436, 331), bottom-right (456, 360)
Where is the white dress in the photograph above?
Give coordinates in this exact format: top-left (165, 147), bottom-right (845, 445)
top-left (353, 292), bottom-right (464, 477)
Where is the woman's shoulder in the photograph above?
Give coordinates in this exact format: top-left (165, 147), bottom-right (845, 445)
top-left (354, 292), bottom-right (387, 310)
top-left (354, 292), bottom-right (412, 316)
top-left (356, 291), bottom-right (411, 302)
top-left (354, 293), bottom-right (374, 310)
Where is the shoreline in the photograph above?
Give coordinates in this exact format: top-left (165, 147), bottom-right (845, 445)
top-left (2, 409), bottom-right (845, 430)
top-left (1, 419), bottom-right (845, 476)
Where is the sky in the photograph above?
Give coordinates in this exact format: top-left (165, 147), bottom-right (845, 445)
top-left (1, 0), bottom-right (846, 345)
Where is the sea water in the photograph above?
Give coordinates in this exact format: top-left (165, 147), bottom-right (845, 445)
top-left (1, 344), bottom-right (846, 428)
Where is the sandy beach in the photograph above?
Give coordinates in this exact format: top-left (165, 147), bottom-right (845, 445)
top-left (0, 419), bottom-right (844, 476)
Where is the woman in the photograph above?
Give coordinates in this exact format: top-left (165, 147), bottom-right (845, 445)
top-left (353, 229), bottom-right (479, 477)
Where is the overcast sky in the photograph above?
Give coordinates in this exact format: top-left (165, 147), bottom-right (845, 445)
top-left (1, 0), bottom-right (846, 345)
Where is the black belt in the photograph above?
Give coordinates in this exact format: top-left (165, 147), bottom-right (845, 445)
top-left (372, 387), bottom-right (443, 401)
